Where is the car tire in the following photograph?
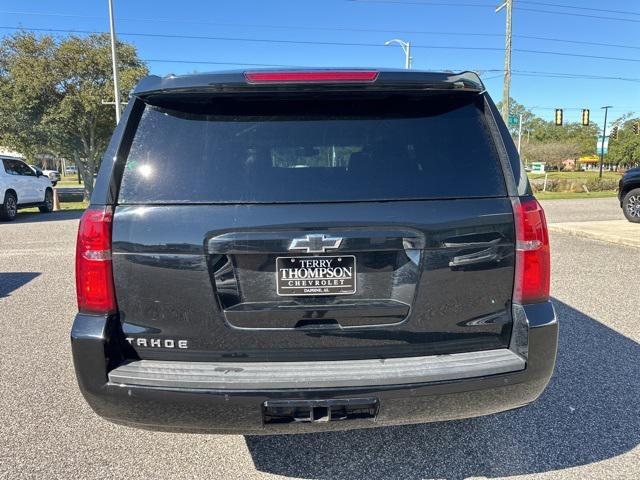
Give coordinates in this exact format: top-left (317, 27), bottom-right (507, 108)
top-left (622, 188), bottom-right (640, 223)
top-left (0, 191), bottom-right (18, 221)
top-left (39, 189), bottom-right (54, 213)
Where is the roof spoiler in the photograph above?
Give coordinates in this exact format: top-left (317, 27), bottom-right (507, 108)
top-left (132, 69), bottom-right (486, 99)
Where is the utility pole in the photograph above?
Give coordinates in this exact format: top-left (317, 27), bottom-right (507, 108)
top-left (517, 113), bottom-right (523, 154)
top-left (495, 0), bottom-right (512, 122)
top-left (108, 0), bottom-right (121, 124)
top-left (384, 39), bottom-right (412, 69)
top-left (599, 105), bottom-right (612, 179)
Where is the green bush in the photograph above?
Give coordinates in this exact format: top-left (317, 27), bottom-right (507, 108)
top-left (584, 177), bottom-right (618, 192)
top-left (531, 179), bottom-right (578, 193)
top-left (531, 177), bottom-right (618, 193)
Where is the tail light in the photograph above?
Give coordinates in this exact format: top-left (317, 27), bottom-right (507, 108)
top-left (75, 206), bottom-right (116, 314)
top-left (512, 196), bottom-right (550, 304)
top-left (244, 70), bottom-right (379, 83)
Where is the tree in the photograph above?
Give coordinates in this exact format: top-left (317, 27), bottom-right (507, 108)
top-left (0, 34), bottom-right (58, 160)
top-left (495, 98), bottom-right (599, 159)
top-left (520, 140), bottom-right (582, 168)
top-left (528, 120), bottom-right (598, 157)
top-left (607, 115), bottom-right (640, 168)
top-left (0, 31), bottom-right (147, 197)
top-left (496, 97), bottom-right (537, 137)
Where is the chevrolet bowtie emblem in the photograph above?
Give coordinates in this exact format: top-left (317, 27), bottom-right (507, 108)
top-left (288, 234), bottom-right (343, 253)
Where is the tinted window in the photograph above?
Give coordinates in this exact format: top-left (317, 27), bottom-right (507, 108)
top-left (3, 159), bottom-right (20, 175)
top-left (15, 161), bottom-right (35, 176)
top-left (2, 159), bottom-right (33, 176)
top-left (119, 95), bottom-right (506, 203)
top-left (2, 159), bottom-right (15, 174)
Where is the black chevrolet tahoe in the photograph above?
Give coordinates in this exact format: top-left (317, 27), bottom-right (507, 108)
top-left (71, 69), bottom-right (557, 434)
top-left (618, 167), bottom-right (640, 222)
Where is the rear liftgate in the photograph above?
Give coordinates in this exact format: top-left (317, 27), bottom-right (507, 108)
top-left (208, 228), bottom-right (423, 330)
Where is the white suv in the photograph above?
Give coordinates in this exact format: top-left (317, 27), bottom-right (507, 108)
top-left (0, 156), bottom-right (54, 221)
top-left (32, 166), bottom-right (61, 186)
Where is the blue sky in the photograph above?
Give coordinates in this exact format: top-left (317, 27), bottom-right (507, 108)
top-left (1, 0), bottom-right (639, 129)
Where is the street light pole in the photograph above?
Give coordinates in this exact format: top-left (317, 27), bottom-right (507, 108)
top-left (599, 106), bottom-right (612, 179)
top-left (384, 39), bottom-right (412, 69)
top-left (108, 0), bottom-right (121, 124)
top-left (405, 41), bottom-right (411, 69)
top-left (495, 0), bottom-right (512, 122)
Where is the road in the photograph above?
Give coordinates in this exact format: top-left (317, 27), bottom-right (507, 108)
top-left (540, 196), bottom-right (620, 223)
top-left (1, 198), bottom-right (638, 479)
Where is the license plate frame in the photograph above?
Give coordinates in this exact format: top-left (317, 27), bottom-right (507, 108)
top-left (276, 255), bottom-right (357, 296)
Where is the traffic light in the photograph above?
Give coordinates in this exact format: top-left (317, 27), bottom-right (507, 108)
top-left (554, 109), bottom-right (563, 126)
top-left (610, 125), bottom-right (619, 140)
top-left (581, 109), bottom-right (590, 126)
top-left (633, 122), bottom-right (639, 135)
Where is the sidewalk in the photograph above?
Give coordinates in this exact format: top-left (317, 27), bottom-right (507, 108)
top-left (548, 220), bottom-right (640, 249)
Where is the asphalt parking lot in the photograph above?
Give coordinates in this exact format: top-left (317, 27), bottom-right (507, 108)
top-left (544, 197), bottom-right (640, 249)
top-left (1, 198), bottom-right (638, 479)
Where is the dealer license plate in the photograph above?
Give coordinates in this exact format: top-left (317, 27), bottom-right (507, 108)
top-left (276, 255), bottom-right (356, 296)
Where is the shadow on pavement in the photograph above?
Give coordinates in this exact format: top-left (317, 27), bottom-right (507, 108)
top-left (0, 272), bottom-right (41, 298)
top-left (11, 210), bottom-right (83, 224)
top-left (245, 299), bottom-right (639, 479)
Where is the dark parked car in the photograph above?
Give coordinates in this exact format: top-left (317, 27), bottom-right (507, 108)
top-left (71, 69), bottom-right (557, 434)
top-left (619, 167), bottom-right (640, 223)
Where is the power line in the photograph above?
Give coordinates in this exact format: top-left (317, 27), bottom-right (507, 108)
top-left (349, 0), bottom-right (493, 7)
top-left (513, 48), bottom-right (640, 63)
top-left (516, 34), bottom-right (640, 51)
top-left (144, 59), bottom-right (298, 67)
top-left (516, 1), bottom-right (640, 17)
top-left (2, 10), bottom-right (639, 51)
top-left (516, 71), bottom-right (628, 80)
top-left (0, 25), bottom-right (468, 48)
top-left (481, 74), bottom-right (503, 80)
top-left (516, 7), bottom-right (640, 23)
top-left (0, 9), bottom-right (501, 35)
top-left (353, 0), bottom-right (640, 22)
top-left (513, 72), bottom-right (640, 83)
top-left (354, 0), bottom-right (640, 17)
top-left (0, 10), bottom-right (504, 37)
top-left (3, 26), bottom-right (640, 64)
top-left (0, 25), bottom-right (499, 50)
top-left (482, 69), bottom-right (640, 83)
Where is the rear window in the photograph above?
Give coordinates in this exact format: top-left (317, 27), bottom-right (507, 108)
top-left (118, 94), bottom-right (506, 203)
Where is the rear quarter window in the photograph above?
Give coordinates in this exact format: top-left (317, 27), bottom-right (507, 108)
top-left (118, 94), bottom-right (506, 204)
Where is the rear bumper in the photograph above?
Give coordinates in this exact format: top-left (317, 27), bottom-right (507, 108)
top-left (71, 302), bottom-right (557, 435)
